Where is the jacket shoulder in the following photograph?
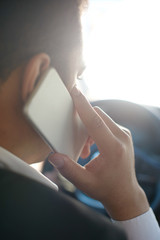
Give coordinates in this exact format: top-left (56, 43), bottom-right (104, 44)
top-left (0, 169), bottom-right (127, 240)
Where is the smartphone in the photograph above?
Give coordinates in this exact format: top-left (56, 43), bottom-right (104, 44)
top-left (23, 68), bottom-right (88, 162)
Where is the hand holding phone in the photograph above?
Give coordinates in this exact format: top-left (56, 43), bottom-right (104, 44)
top-left (49, 85), bottom-right (149, 221)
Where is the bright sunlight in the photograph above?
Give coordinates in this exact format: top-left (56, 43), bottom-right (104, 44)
top-left (81, 0), bottom-right (160, 107)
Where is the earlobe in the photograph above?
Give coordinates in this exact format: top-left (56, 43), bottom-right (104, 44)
top-left (22, 53), bottom-right (50, 101)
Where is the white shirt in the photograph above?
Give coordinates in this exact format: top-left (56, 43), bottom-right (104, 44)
top-left (0, 146), bottom-right (160, 240)
top-left (113, 209), bottom-right (160, 240)
top-left (0, 146), bottom-right (58, 191)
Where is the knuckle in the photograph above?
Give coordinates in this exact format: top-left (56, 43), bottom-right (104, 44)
top-left (115, 140), bottom-right (126, 158)
top-left (120, 127), bottom-right (132, 144)
top-left (91, 113), bottom-right (104, 129)
top-left (93, 106), bottom-right (102, 113)
top-left (123, 131), bottom-right (132, 144)
top-left (125, 128), bottom-right (131, 136)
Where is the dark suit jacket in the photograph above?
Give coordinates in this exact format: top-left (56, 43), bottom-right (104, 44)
top-left (0, 169), bottom-right (127, 240)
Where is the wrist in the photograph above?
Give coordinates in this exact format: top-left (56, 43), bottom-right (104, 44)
top-left (102, 185), bottom-right (149, 221)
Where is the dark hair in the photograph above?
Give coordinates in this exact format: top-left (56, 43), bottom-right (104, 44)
top-left (0, 0), bottom-right (88, 81)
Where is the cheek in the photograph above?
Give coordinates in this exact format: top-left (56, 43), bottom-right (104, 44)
top-left (54, 61), bottom-right (77, 92)
top-left (60, 69), bottom-right (76, 92)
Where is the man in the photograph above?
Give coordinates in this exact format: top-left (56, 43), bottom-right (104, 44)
top-left (0, 1), bottom-right (159, 239)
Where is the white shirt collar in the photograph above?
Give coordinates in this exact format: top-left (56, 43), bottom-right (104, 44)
top-left (0, 146), bottom-right (58, 191)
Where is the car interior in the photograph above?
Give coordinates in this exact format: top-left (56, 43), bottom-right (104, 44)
top-left (39, 0), bottom-right (160, 225)
top-left (42, 99), bottom-right (160, 224)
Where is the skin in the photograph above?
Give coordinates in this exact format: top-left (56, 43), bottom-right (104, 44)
top-left (0, 21), bottom-right (149, 222)
top-left (0, 53), bottom-right (80, 164)
top-left (49, 86), bottom-right (149, 220)
top-left (0, 55), bottom-right (52, 164)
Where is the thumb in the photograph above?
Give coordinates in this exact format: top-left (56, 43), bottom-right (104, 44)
top-left (48, 153), bottom-right (88, 188)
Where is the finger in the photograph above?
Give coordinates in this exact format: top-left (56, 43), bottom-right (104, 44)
top-left (80, 140), bottom-right (91, 159)
top-left (48, 153), bottom-right (91, 189)
top-left (80, 137), bottom-right (94, 159)
top-left (71, 86), bottom-right (116, 153)
top-left (117, 124), bottom-right (132, 137)
top-left (88, 136), bottom-right (95, 146)
top-left (94, 106), bottom-right (127, 138)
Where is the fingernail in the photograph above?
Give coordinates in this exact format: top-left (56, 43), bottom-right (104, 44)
top-left (49, 154), bottom-right (65, 168)
top-left (71, 85), bottom-right (81, 96)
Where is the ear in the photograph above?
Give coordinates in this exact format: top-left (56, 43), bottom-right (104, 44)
top-left (22, 53), bottom-right (50, 101)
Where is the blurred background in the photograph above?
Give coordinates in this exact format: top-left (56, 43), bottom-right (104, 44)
top-left (34, 0), bottom-right (160, 224)
top-left (80, 0), bottom-right (160, 107)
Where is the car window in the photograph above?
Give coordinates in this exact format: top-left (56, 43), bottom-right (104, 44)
top-left (80, 0), bottom-right (160, 107)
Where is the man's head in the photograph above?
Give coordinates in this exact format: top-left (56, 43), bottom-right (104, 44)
top-left (0, 0), bottom-right (87, 163)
